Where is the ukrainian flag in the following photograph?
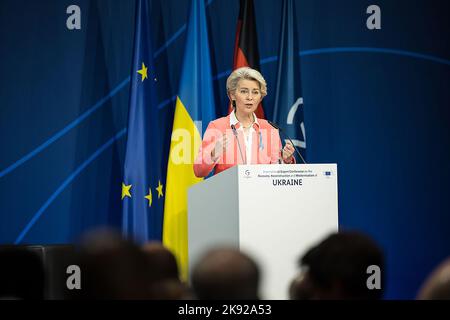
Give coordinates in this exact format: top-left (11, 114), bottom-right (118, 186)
top-left (163, 0), bottom-right (216, 280)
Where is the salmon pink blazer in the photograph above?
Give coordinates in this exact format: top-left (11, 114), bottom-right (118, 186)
top-left (194, 113), bottom-right (294, 177)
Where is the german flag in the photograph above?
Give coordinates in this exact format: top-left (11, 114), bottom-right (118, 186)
top-left (230, 0), bottom-right (265, 119)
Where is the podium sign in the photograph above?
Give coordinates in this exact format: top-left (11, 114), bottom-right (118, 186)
top-left (188, 164), bottom-right (338, 299)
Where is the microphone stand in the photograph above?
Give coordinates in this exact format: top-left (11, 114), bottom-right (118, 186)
top-left (268, 120), bottom-right (307, 164)
top-left (231, 124), bottom-right (246, 164)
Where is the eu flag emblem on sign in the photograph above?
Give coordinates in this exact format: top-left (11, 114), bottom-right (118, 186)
top-left (122, 0), bottom-right (164, 243)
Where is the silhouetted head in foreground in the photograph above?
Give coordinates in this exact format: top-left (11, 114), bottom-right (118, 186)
top-left (299, 231), bottom-right (385, 300)
top-left (75, 228), bottom-right (152, 299)
top-left (0, 246), bottom-right (44, 299)
top-left (192, 247), bottom-right (260, 300)
top-left (417, 257), bottom-right (450, 300)
top-left (142, 242), bottom-right (179, 282)
top-left (289, 271), bottom-right (315, 300)
top-left (142, 241), bottom-right (192, 299)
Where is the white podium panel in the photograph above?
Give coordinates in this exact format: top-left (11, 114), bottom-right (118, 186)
top-left (188, 164), bottom-right (338, 299)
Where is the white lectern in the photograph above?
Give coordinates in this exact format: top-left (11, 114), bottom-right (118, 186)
top-left (188, 164), bottom-right (338, 299)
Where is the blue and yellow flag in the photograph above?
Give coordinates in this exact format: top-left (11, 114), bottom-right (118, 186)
top-left (163, 0), bottom-right (216, 280)
top-left (122, 0), bottom-right (164, 243)
top-left (273, 0), bottom-right (306, 161)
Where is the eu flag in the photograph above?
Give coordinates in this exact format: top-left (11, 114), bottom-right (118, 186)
top-left (122, 0), bottom-right (163, 243)
top-left (273, 0), bottom-right (306, 161)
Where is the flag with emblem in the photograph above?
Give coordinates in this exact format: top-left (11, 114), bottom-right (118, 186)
top-left (163, 0), bottom-right (216, 280)
top-left (122, 0), bottom-right (164, 243)
top-left (273, 0), bottom-right (306, 162)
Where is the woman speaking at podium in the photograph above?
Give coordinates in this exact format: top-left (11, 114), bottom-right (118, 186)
top-left (193, 67), bottom-right (295, 177)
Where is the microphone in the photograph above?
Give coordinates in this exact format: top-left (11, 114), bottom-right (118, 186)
top-left (267, 120), bottom-right (307, 164)
top-left (231, 124), bottom-right (246, 164)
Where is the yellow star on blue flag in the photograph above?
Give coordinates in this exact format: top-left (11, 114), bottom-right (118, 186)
top-left (156, 180), bottom-right (164, 199)
top-left (137, 62), bottom-right (148, 82)
top-left (145, 188), bottom-right (153, 207)
top-left (121, 183), bottom-right (132, 200)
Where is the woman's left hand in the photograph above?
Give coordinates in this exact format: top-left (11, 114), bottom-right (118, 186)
top-left (282, 142), bottom-right (295, 163)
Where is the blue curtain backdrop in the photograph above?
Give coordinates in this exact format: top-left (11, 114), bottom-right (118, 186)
top-left (0, 0), bottom-right (449, 299)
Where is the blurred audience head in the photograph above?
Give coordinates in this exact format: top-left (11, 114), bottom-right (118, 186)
top-left (289, 271), bottom-right (315, 300)
top-left (75, 228), bottom-right (152, 299)
top-left (0, 246), bottom-right (45, 299)
top-left (298, 231), bottom-right (385, 300)
top-left (417, 257), bottom-right (450, 300)
top-left (192, 247), bottom-right (260, 300)
top-left (141, 241), bottom-right (192, 299)
top-left (142, 241), bottom-right (179, 282)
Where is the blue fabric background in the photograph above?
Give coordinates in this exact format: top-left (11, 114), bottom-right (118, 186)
top-left (0, 0), bottom-right (449, 299)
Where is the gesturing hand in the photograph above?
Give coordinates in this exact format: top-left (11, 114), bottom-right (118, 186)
top-left (282, 141), bottom-right (295, 163)
top-left (211, 133), bottom-right (229, 162)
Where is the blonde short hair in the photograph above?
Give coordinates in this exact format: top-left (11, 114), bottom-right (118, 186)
top-left (226, 67), bottom-right (267, 97)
